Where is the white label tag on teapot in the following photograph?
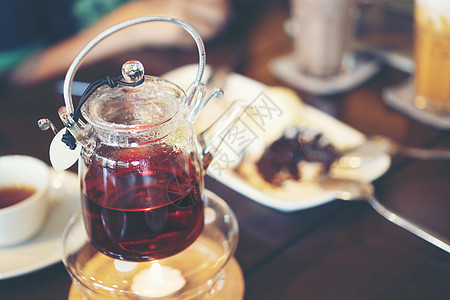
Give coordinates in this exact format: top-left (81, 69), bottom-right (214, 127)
top-left (49, 129), bottom-right (81, 171)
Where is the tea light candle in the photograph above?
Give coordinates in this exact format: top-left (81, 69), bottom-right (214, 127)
top-left (131, 262), bottom-right (186, 298)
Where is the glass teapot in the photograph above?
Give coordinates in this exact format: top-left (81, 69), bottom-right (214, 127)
top-left (40, 17), bottom-right (246, 262)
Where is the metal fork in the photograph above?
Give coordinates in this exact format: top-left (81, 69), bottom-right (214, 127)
top-left (337, 135), bottom-right (450, 169)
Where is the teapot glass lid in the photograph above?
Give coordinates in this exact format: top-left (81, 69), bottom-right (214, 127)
top-left (81, 61), bottom-right (187, 131)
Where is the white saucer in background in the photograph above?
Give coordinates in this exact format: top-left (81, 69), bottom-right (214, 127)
top-left (269, 53), bottom-right (380, 96)
top-left (383, 79), bottom-right (450, 130)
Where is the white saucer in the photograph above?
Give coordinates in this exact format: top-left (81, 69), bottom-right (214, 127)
top-left (269, 53), bottom-right (380, 95)
top-left (0, 171), bottom-right (80, 280)
top-left (382, 79), bottom-right (450, 130)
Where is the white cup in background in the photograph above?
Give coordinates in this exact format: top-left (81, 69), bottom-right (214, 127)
top-left (290, 0), bottom-right (355, 78)
top-left (0, 155), bottom-right (52, 247)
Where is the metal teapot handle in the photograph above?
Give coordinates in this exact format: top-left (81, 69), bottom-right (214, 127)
top-left (62, 15), bottom-right (206, 115)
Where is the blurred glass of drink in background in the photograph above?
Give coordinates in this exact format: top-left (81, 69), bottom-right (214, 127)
top-left (414, 0), bottom-right (450, 112)
top-left (290, 0), bottom-right (355, 78)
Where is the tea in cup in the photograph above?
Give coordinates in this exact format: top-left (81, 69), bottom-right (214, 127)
top-left (414, 0), bottom-right (450, 112)
top-left (0, 155), bottom-right (52, 247)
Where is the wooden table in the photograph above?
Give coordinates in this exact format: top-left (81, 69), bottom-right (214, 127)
top-left (1, 1), bottom-right (449, 299)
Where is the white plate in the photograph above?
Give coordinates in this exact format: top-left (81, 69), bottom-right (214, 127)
top-left (0, 171), bottom-right (80, 279)
top-left (164, 65), bottom-right (390, 212)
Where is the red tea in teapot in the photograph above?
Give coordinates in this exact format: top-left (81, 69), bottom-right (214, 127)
top-left (81, 146), bottom-right (204, 262)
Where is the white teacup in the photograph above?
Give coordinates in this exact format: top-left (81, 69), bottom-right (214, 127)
top-left (0, 155), bottom-right (52, 247)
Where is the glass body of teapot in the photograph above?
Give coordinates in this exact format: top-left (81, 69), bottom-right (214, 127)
top-left (78, 75), bottom-right (205, 261)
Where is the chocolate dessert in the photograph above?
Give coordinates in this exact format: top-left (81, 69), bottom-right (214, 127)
top-left (256, 127), bottom-right (337, 185)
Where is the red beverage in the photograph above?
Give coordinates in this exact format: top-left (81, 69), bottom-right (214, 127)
top-left (81, 145), bottom-right (204, 261)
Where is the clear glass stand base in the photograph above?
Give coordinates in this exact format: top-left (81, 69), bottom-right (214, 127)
top-left (62, 190), bottom-right (244, 300)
